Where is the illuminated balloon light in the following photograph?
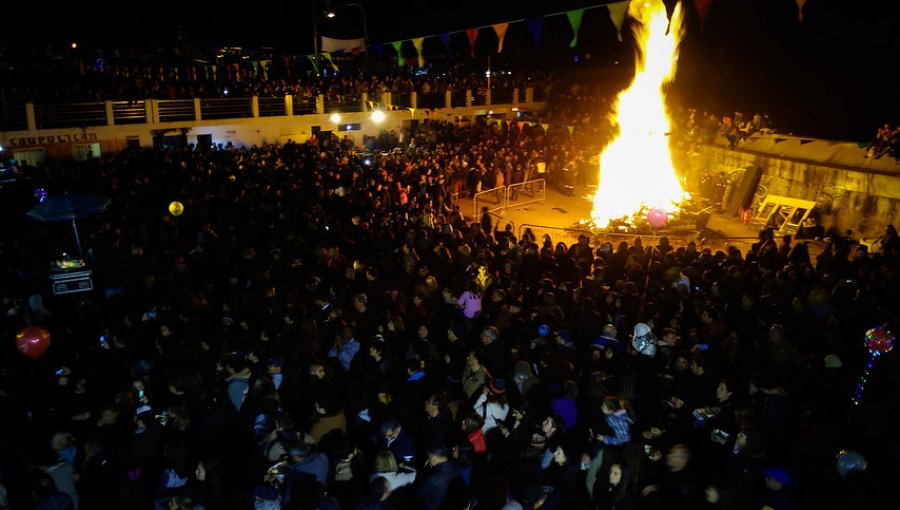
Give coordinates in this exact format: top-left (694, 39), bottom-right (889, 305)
top-left (836, 450), bottom-right (867, 479)
top-left (168, 201), bottom-right (185, 217)
top-left (16, 326), bottom-right (51, 360)
top-left (865, 327), bottom-right (894, 355)
top-left (851, 327), bottom-right (895, 406)
top-left (647, 208), bottom-right (668, 228)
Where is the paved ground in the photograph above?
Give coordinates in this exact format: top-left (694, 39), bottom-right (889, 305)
top-left (456, 186), bottom-right (824, 258)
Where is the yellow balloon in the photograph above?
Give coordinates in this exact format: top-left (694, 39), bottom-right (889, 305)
top-left (168, 201), bottom-right (184, 217)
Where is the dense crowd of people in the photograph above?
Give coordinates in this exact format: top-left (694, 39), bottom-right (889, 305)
top-left (1, 114), bottom-right (899, 510)
top-left (0, 48), bottom-right (541, 108)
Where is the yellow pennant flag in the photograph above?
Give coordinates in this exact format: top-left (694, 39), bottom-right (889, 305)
top-left (608, 1), bottom-right (629, 42)
top-left (493, 23), bottom-right (509, 53)
top-left (412, 37), bottom-right (425, 67)
top-left (567, 125), bottom-right (574, 135)
top-left (410, 108), bottom-right (416, 116)
top-left (321, 52), bottom-right (338, 72)
top-left (540, 123), bottom-right (549, 132)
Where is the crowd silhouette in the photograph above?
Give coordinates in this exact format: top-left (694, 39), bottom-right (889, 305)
top-left (1, 111), bottom-right (898, 510)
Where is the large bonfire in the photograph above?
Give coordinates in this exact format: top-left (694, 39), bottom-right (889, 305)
top-left (589, 0), bottom-right (688, 227)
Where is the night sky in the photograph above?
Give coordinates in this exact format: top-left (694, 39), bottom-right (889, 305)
top-left (3, 0), bottom-right (899, 141)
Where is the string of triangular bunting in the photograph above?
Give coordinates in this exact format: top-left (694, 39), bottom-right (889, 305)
top-left (316, 1), bottom-right (634, 69)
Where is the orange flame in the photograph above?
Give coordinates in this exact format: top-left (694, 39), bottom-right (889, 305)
top-left (590, 0), bottom-right (688, 226)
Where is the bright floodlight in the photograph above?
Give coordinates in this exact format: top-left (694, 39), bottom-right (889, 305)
top-left (330, 113), bottom-right (342, 123)
top-left (371, 110), bottom-right (385, 123)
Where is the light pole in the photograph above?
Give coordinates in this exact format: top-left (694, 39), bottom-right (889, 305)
top-left (312, 0), bottom-right (320, 72)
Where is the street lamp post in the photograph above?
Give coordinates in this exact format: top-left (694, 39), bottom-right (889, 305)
top-left (312, 0), bottom-right (320, 72)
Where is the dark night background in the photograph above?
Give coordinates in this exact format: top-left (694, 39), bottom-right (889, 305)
top-left (2, 0), bottom-right (898, 142)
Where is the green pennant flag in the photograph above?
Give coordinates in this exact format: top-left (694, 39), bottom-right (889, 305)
top-left (391, 41), bottom-right (405, 67)
top-left (306, 55), bottom-right (319, 74)
top-left (566, 8), bottom-right (586, 48)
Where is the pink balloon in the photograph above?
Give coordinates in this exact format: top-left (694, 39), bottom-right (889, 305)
top-left (16, 326), bottom-right (51, 360)
top-left (647, 208), bottom-right (668, 228)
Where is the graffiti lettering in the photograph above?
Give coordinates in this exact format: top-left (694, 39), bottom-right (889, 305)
top-left (4, 133), bottom-right (97, 147)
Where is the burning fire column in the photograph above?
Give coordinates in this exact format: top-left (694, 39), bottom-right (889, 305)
top-left (590, 0), bottom-right (688, 228)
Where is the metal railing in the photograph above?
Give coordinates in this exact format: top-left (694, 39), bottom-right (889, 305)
top-left (35, 102), bottom-right (107, 129)
top-left (200, 98), bottom-right (253, 120)
top-left (258, 97), bottom-right (287, 117)
top-left (2, 87), bottom-right (544, 131)
top-left (518, 224), bottom-right (595, 248)
top-left (473, 178), bottom-right (546, 219)
top-left (516, 223), bottom-right (764, 257)
top-left (0, 103), bottom-right (28, 131)
top-left (507, 178), bottom-right (546, 210)
top-left (158, 99), bottom-right (196, 123)
top-left (473, 185), bottom-right (507, 219)
top-left (324, 95), bottom-right (364, 114)
top-left (112, 100), bottom-right (147, 124)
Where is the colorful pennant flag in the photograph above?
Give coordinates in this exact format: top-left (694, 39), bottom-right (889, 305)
top-left (527, 18), bottom-right (543, 51)
top-left (439, 33), bottom-right (451, 56)
top-left (466, 28), bottom-right (479, 57)
top-left (321, 52), bottom-right (338, 72)
top-left (493, 23), bottom-right (509, 53)
top-left (566, 8), bottom-right (586, 48)
top-left (693, 0), bottom-right (713, 31)
top-left (391, 41), bottom-right (405, 67)
top-left (796, 0), bottom-right (807, 21)
top-left (608, 1), bottom-right (629, 42)
top-left (412, 37), bottom-right (425, 67)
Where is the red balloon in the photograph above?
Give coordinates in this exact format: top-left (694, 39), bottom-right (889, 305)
top-left (16, 326), bottom-right (51, 360)
top-left (865, 328), bottom-right (894, 355)
top-left (647, 208), bottom-right (668, 228)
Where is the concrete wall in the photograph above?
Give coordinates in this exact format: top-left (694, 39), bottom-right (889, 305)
top-left (676, 137), bottom-right (900, 239)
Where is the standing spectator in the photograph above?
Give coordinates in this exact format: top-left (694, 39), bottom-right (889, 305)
top-left (457, 281), bottom-right (483, 336)
top-left (479, 326), bottom-right (507, 380)
top-left (224, 356), bottom-right (252, 412)
top-left (473, 379), bottom-right (510, 433)
top-left (462, 349), bottom-right (490, 402)
top-left (380, 417), bottom-right (416, 466)
top-left (412, 444), bottom-right (461, 510)
top-left (328, 322), bottom-right (361, 373)
top-left (597, 462), bottom-right (634, 510)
